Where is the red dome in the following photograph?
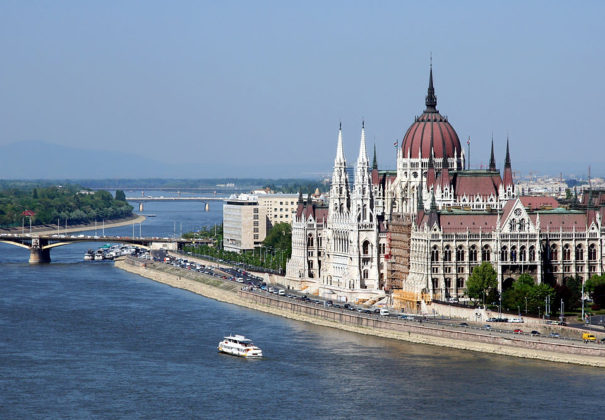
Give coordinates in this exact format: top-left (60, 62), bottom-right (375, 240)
top-left (401, 67), bottom-right (462, 160)
top-left (401, 112), bottom-right (461, 159)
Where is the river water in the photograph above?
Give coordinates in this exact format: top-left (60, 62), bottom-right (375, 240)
top-left (1, 197), bottom-right (604, 419)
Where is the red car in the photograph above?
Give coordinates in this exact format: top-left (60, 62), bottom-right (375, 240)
top-left (513, 329), bottom-right (523, 334)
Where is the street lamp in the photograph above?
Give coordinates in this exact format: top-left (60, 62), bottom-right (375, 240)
top-left (524, 296), bottom-right (528, 314)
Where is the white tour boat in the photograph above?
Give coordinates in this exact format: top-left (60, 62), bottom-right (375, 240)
top-left (218, 335), bottom-right (263, 358)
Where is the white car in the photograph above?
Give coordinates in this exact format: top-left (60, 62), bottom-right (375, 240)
top-left (508, 317), bottom-right (524, 323)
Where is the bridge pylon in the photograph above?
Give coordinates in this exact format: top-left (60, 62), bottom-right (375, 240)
top-left (29, 238), bottom-right (51, 263)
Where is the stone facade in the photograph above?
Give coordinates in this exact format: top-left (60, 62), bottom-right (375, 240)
top-left (285, 67), bottom-right (605, 305)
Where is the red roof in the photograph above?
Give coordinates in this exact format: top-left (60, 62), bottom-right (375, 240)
top-left (530, 212), bottom-right (587, 231)
top-left (519, 196), bottom-right (559, 210)
top-left (454, 173), bottom-right (502, 198)
top-left (296, 203), bottom-right (328, 223)
top-left (401, 112), bottom-right (461, 160)
top-left (440, 214), bottom-right (498, 233)
top-left (22, 210), bottom-right (35, 217)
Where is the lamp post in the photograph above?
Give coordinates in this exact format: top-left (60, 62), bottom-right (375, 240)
top-left (525, 296), bottom-right (528, 314)
top-left (581, 279), bottom-right (585, 322)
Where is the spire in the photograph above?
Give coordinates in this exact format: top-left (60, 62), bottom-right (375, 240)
top-left (430, 191), bottom-right (437, 212)
top-left (335, 122), bottom-right (345, 164)
top-left (417, 176), bottom-right (424, 210)
top-left (503, 136), bottom-right (514, 187)
top-left (425, 59), bottom-right (437, 112)
top-left (372, 143), bottom-right (378, 170)
top-left (298, 190), bottom-right (303, 204)
top-left (489, 135), bottom-right (496, 171)
top-left (357, 121), bottom-right (368, 164)
top-left (504, 137), bottom-right (511, 169)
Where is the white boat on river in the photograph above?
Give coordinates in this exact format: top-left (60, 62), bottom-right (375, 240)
top-left (218, 335), bottom-right (263, 358)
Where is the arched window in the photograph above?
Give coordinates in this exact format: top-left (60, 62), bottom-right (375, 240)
top-left (589, 244), bottom-right (597, 260)
top-left (307, 234), bottom-right (314, 247)
top-left (362, 269), bottom-right (369, 279)
top-left (511, 246), bottom-right (517, 262)
top-left (482, 245), bottom-right (491, 262)
top-left (575, 244), bottom-right (584, 261)
top-left (362, 241), bottom-right (370, 255)
top-left (529, 246), bottom-right (536, 262)
top-left (431, 245), bottom-right (439, 262)
top-left (469, 245), bottom-right (478, 262)
top-left (444, 246), bottom-right (452, 262)
top-left (551, 244), bottom-right (558, 260)
top-left (456, 278), bottom-right (464, 289)
top-left (456, 246), bottom-right (465, 262)
top-left (519, 219), bottom-right (526, 232)
top-left (509, 219), bottom-right (516, 231)
top-left (563, 244), bottom-right (571, 261)
top-left (519, 246), bottom-right (526, 262)
top-left (501, 246), bottom-right (508, 262)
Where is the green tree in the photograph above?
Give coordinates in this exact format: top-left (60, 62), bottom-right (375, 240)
top-left (115, 190), bottom-right (126, 201)
top-left (262, 223), bottom-right (292, 258)
top-left (466, 262), bottom-right (498, 305)
top-left (503, 274), bottom-right (555, 315)
top-left (586, 275), bottom-right (605, 307)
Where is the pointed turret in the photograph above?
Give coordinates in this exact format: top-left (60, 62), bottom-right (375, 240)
top-left (503, 137), bottom-right (514, 187)
top-left (425, 62), bottom-right (438, 113)
top-left (298, 190), bottom-right (303, 204)
top-left (357, 121), bottom-right (368, 165)
top-left (372, 143), bottom-right (378, 170)
top-left (335, 122), bottom-right (345, 164)
top-left (489, 136), bottom-right (496, 171)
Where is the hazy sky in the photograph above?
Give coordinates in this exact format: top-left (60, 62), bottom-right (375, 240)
top-left (1, 1), bottom-right (603, 178)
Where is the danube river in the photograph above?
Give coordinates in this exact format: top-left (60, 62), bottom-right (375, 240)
top-left (1, 198), bottom-right (605, 419)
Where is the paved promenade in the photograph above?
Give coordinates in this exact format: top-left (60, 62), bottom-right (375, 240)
top-left (115, 257), bottom-right (605, 368)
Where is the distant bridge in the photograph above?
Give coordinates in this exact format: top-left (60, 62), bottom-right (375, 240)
top-left (0, 233), bottom-right (204, 263)
top-left (126, 196), bottom-right (226, 202)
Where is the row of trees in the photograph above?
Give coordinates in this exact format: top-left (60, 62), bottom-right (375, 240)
top-left (182, 222), bottom-right (292, 272)
top-left (466, 262), bottom-right (604, 316)
top-left (0, 185), bottom-right (132, 227)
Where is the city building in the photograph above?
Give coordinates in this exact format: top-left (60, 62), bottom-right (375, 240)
top-left (285, 66), bottom-right (605, 308)
top-left (222, 193), bottom-right (301, 253)
top-left (223, 194), bottom-right (267, 253)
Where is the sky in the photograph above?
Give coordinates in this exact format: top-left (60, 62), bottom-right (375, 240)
top-left (0, 1), bottom-right (604, 179)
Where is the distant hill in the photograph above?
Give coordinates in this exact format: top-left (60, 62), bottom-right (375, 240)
top-left (0, 140), bottom-right (330, 179)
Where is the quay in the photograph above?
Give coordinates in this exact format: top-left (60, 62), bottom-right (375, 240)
top-left (115, 256), bottom-right (605, 368)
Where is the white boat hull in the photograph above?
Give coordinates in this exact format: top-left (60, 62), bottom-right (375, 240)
top-left (218, 337), bottom-right (263, 358)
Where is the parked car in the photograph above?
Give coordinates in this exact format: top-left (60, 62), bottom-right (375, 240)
top-left (509, 318), bottom-right (524, 323)
top-left (459, 322), bottom-right (469, 327)
top-left (582, 332), bottom-right (596, 343)
top-left (513, 329), bottom-right (523, 334)
top-left (379, 308), bottom-right (390, 316)
top-left (530, 330), bottom-right (541, 336)
top-left (549, 332), bottom-right (560, 338)
top-left (483, 325), bottom-right (491, 330)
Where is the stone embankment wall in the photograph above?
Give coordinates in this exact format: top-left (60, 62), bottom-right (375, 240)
top-left (116, 258), bottom-right (605, 368)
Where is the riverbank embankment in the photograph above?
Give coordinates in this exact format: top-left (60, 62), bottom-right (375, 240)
top-left (0, 214), bottom-right (146, 235)
top-left (115, 258), bottom-right (605, 368)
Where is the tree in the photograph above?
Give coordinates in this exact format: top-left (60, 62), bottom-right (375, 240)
top-left (466, 262), bottom-right (498, 305)
top-left (503, 274), bottom-right (555, 316)
top-left (586, 275), bottom-right (605, 307)
top-left (115, 190), bottom-right (126, 201)
top-left (262, 223), bottom-right (292, 258)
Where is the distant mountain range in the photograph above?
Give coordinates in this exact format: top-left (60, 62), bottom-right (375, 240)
top-left (0, 140), bottom-right (601, 180)
top-left (0, 141), bottom-right (328, 179)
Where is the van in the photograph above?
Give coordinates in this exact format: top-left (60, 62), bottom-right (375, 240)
top-left (379, 308), bottom-right (390, 316)
top-left (582, 332), bottom-right (596, 343)
top-left (278, 289), bottom-right (286, 296)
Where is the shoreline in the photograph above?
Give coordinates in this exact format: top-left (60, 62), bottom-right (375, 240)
top-left (0, 214), bottom-right (146, 235)
top-left (114, 258), bottom-right (605, 368)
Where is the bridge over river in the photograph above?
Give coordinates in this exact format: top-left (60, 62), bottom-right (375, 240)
top-left (0, 233), bottom-right (202, 263)
top-left (126, 196), bottom-right (226, 202)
